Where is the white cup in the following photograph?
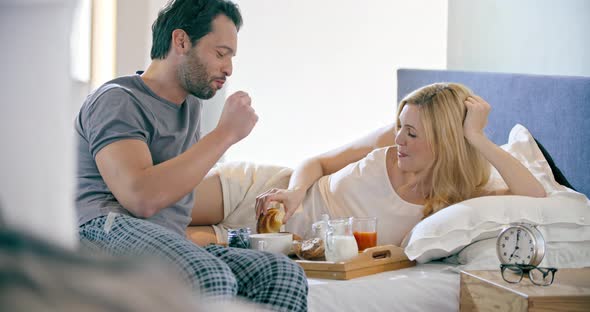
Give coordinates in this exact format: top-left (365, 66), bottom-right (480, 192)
top-left (249, 233), bottom-right (293, 255)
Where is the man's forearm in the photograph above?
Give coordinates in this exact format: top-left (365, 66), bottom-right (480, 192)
top-left (129, 129), bottom-right (235, 217)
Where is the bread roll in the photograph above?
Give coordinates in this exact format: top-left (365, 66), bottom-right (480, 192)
top-left (293, 238), bottom-right (325, 260)
top-left (257, 208), bottom-right (284, 233)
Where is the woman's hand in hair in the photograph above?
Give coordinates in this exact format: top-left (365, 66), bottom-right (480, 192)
top-left (462, 95), bottom-right (546, 198)
top-left (463, 95), bottom-right (491, 144)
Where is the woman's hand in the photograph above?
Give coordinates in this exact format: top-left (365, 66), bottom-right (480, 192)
top-left (462, 95), bottom-right (546, 198)
top-left (255, 187), bottom-right (306, 223)
top-left (463, 95), bottom-right (491, 144)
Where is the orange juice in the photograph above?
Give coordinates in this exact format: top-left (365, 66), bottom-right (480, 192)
top-left (353, 231), bottom-right (377, 251)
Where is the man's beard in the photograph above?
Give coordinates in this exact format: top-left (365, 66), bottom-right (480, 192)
top-left (178, 52), bottom-right (216, 100)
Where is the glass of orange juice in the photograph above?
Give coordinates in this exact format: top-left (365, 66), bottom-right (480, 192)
top-left (352, 216), bottom-right (377, 251)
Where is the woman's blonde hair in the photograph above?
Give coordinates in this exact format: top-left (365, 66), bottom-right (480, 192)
top-left (396, 83), bottom-right (490, 217)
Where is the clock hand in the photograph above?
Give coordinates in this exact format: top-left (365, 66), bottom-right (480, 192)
top-left (508, 248), bottom-right (518, 262)
top-left (508, 230), bottom-right (521, 262)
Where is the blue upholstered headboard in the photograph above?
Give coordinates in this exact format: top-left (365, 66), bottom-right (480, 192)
top-left (397, 69), bottom-right (590, 197)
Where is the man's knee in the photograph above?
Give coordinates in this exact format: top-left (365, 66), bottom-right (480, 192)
top-left (271, 253), bottom-right (306, 278)
top-left (250, 253), bottom-right (308, 311)
top-left (184, 254), bottom-right (238, 298)
top-left (255, 252), bottom-right (308, 290)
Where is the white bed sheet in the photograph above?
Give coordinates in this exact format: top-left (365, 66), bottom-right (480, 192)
top-left (306, 262), bottom-right (460, 312)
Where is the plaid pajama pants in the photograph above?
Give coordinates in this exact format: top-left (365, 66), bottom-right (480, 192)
top-left (79, 213), bottom-right (308, 311)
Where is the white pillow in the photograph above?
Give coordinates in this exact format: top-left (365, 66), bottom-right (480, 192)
top-left (486, 124), bottom-right (569, 195)
top-left (447, 238), bottom-right (590, 270)
top-left (402, 124), bottom-right (590, 263)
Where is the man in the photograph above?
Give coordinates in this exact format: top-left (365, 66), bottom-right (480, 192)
top-left (75, 0), bottom-right (308, 310)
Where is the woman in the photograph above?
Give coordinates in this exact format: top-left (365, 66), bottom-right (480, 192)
top-left (188, 83), bottom-right (546, 246)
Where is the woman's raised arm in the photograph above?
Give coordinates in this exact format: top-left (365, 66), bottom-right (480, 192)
top-left (463, 95), bottom-right (546, 197)
top-left (255, 123), bottom-right (397, 222)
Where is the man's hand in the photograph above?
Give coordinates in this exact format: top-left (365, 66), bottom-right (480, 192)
top-left (215, 91), bottom-right (258, 144)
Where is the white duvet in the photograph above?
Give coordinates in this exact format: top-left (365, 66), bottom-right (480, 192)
top-left (307, 262), bottom-right (460, 312)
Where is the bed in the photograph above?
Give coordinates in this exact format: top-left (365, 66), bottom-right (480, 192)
top-left (305, 68), bottom-right (590, 312)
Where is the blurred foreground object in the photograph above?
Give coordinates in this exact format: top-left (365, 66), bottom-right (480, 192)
top-left (0, 227), bottom-right (269, 312)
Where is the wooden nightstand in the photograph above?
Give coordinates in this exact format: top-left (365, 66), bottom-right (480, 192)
top-left (460, 268), bottom-right (590, 311)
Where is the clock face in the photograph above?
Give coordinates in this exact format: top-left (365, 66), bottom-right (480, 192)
top-left (497, 226), bottom-right (536, 265)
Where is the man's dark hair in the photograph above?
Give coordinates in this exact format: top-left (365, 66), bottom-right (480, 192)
top-left (150, 0), bottom-right (242, 60)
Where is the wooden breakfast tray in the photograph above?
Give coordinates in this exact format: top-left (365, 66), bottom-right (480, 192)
top-left (295, 244), bottom-right (415, 280)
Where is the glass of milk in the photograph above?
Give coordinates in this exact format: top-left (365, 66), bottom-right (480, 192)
top-left (324, 217), bottom-right (359, 262)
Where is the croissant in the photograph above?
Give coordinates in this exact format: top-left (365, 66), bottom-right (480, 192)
top-left (257, 208), bottom-right (284, 233)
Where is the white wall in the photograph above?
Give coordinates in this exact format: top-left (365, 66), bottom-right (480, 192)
top-left (116, 0), bottom-right (150, 76)
top-left (448, 0), bottom-right (590, 76)
top-left (226, 0), bottom-right (448, 167)
top-left (134, 1), bottom-right (448, 167)
top-left (0, 0), bottom-right (81, 249)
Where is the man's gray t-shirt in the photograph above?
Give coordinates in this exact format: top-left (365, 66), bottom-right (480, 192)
top-left (75, 74), bottom-right (202, 237)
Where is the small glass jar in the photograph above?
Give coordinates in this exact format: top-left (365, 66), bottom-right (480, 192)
top-left (311, 214), bottom-right (330, 239)
top-left (227, 228), bottom-right (251, 249)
